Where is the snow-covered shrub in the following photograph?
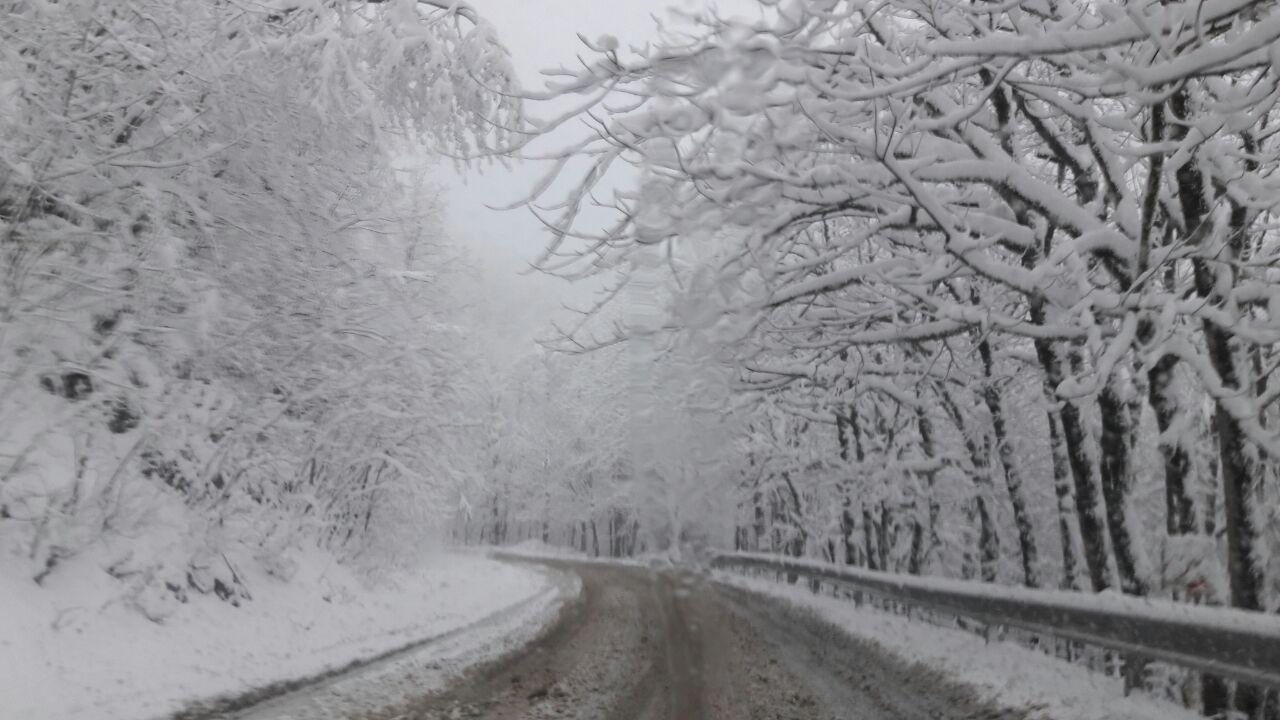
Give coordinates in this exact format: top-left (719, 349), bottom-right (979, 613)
top-left (0, 0), bottom-right (515, 606)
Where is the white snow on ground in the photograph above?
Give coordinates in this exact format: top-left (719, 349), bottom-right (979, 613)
top-left (232, 563), bottom-right (579, 720)
top-left (722, 574), bottom-right (1204, 720)
top-left (0, 550), bottom-right (561, 720)
top-left (494, 540), bottom-right (715, 570)
top-left (495, 540), bottom-right (650, 567)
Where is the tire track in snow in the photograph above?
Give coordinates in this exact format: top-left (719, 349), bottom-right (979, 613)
top-left (374, 558), bottom-right (1027, 720)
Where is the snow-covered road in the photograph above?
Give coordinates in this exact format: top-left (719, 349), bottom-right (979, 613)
top-left (166, 556), bottom-right (1216, 720)
top-left (344, 559), bottom-right (1023, 720)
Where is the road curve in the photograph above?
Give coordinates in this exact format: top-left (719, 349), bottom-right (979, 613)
top-left (361, 558), bottom-right (1027, 720)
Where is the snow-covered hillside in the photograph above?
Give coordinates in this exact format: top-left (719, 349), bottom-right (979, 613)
top-left (0, 552), bottom-right (556, 720)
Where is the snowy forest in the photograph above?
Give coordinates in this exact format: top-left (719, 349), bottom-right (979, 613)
top-left (3, 0), bottom-right (1280, 718)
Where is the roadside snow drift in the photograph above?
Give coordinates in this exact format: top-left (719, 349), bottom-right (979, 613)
top-left (723, 574), bottom-right (1204, 720)
top-left (0, 551), bottom-right (553, 720)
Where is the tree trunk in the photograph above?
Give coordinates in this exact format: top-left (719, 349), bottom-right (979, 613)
top-left (938, 388), bottom-right (1000, 583)
top-left (1173, 95), bottom-right (1262, 716)
top-left (913, 396), bottom-right (940, 574)
top-left (752, 489), bottom-right (766, 552)
top-left (1097, 372), bottom-right (1148, 596)
top-left (907, 516), bottom-right (925, 576)
top-left (835, 405), bottom-right (861, 566)
top-left (877, 501), bottom-right (892, 573)
top-left (781, 473), bottom-right (808, 562)
top-left (841, 496), bottom-right (859, 566)
top-left (1186, 157), bottom-right (1264, 617)
top-left (608, 514), bottom-right (616, 557)
top-left (863, 508), bottom-right (879, 571)
top-left (1212, 401), bottom-right (1264, 608)
top-left (1197, 304), bottom-right (1264, 616)
top-left (975, 497), bottom-right (999, 583)
top-left (1023, 219), bottom-right (1111, 592)
top-left (1034, 338), bottom-right (1111, 592)
top-left (1046, 409), bottom-right (1082, 590)
top-left (1146, 353), bottom-right (1197, 535)
top-left (843, 404), bottom-right (867, 566)
top-left (979, 337), bottom-right (1040, 588)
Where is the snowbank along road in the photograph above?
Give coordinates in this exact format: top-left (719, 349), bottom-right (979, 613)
top-left (361, 558), bottom-right (1027, 720)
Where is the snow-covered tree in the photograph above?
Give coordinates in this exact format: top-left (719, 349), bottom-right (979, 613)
top-left (0, 0), bottom-right (517, 608)
top-left (507, 2), bottom-right (1280, 713)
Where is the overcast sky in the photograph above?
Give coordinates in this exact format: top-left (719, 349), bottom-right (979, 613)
top-left (447, 0), bottom-right (731, 262)
top-left (440, 1), bottom-right (756, 350)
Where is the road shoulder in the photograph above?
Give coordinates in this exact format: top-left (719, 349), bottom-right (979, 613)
top-left (718, 573), bottom-right (1203, 720)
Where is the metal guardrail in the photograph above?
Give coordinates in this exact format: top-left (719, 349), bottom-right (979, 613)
top-left (712, 552), bottom-right (1280, 690)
